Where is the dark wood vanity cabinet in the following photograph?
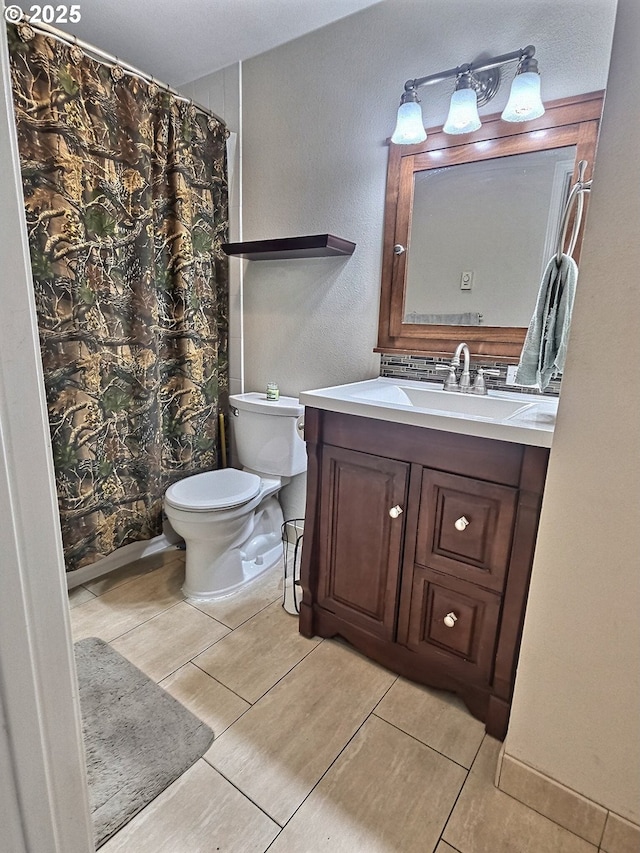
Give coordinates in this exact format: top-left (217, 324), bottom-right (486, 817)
top-left (317, 445), bottom-right (409, 642)
top-left (299, 407), bottom-right (550, 739)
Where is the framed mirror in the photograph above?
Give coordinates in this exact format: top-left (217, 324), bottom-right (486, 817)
top-left (376, 91), bottom-right (604, 360)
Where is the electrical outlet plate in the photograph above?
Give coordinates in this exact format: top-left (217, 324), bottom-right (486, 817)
top-left (460, 271), bottom-right (473, 290)
top-left (506, 365), bottom-right (519, 385)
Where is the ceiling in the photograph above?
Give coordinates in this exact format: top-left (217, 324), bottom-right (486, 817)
top-left (52, 0), bottom-right (384, 87)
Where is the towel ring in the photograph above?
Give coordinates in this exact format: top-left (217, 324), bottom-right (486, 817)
top-left (556, 160), bottom-right (592, 266)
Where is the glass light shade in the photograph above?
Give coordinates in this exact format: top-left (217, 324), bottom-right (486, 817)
top-left (501, 71), bottom-right (545, 122)
top-left (391, 101), bottom-right (427, 145)
top-left (443, 87), bottom-right (481, 134)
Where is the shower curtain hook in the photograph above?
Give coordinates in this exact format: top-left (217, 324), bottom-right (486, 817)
top-left (111, 57), bottom-right (125, 82)
top-left (69, 33), bottom-right (83, 64)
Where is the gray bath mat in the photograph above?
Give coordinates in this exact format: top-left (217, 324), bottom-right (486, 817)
top-left (74, 637), bottom-right (214, 848)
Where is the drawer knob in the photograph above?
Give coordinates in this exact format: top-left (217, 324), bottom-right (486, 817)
top-left (444, 612), bottom-right (458, 628)
top-left (454, 515), bottom-right (470, 531)
top-left (389, 505), bottom-right (404, 519)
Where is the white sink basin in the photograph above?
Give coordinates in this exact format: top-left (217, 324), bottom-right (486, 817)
top-left (349, 382), bottom-right (534, 421)
top-left (299, 378), bottom-right (559, 448)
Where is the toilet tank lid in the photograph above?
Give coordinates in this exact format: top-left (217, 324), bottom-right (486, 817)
top-left (165, 468), bottom-right (261, 511)
top-left (229, 392), bottom-right (303, 417)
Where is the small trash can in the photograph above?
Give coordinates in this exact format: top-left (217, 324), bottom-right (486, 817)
top-left (281, 518), bottom-right (304, 615)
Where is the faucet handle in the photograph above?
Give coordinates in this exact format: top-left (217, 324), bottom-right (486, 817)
top-left (435, 363), bottom-right (458, 391)
top-left (472, 368), bottom-right (500, 395)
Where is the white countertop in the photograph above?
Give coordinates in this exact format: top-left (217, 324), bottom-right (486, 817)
top-left (299, 377), bottom-right (558, 448)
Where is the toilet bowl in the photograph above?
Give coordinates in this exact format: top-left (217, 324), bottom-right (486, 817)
top-left (164, 393), bottom-right (306, 600)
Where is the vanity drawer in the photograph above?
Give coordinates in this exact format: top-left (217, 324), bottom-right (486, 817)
top-left (405, 568), bottom-right (501, 685)
top-left (415, 470), bottom-right (518, 592)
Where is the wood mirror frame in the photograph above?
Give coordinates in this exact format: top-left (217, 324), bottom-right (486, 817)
top-left (376, 91), bottom-right (604, 361)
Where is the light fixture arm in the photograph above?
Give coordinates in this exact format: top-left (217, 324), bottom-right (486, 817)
top-left (403, 45), bottom-right (536, 95)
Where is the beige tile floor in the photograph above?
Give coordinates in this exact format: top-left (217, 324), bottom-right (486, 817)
top-left (68, 550), bottom-right (602, 852)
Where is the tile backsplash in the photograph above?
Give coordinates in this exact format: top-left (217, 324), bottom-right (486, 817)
top-left (379, 353), bottom-right (561, 397)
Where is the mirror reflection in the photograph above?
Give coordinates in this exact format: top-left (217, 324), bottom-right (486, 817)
top-left (403, 146), bottom-right (576, 327)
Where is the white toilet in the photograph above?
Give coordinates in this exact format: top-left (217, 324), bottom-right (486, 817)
top-left (164, 393), bottom-right (306, 600)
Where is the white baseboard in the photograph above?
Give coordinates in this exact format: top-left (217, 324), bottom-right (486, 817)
top-left (65, 534), bottom-right (177, 589)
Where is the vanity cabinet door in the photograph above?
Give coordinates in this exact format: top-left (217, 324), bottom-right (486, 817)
top-left (317, 446), bottom-right (409, 641)
top-left (415, 470), bottom-right (518, 592)
top-left (404, 568), bottom-right (501, 685)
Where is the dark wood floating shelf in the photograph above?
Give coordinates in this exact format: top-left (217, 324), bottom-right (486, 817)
top-left (222, 234), bottom-right (356, 260)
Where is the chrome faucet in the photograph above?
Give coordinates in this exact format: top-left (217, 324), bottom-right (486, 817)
top-left (453, 342), bottom-right (472, 392)
top-left (436, 342), bottom-right (471, 392)
top-left (436, 343), bottom-right (502, 394)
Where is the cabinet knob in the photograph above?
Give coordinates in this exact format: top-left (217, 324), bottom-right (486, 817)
top-left (454, 515), bottom-right (470, 531)
top-left (389, 505), bottom-right (404, 519)
top-left (443, 612), bottom-right (458, 628)
top-left (393, 244), bottom-right (406, 255)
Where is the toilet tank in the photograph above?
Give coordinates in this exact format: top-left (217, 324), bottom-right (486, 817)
top-left (229, 393), bottom-right (307, 477)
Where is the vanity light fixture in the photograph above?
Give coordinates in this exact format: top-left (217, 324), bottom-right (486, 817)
top-left (391, 87), bottom-right (427, 144)
top-left (391, 44), bottom-right (544, 144)
top-left (501, 53), bottom-right (545, 122)
top-left (442, 72), bottom-right (482, 135)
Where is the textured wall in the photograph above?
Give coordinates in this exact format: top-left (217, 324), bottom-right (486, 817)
top-left (506, 0), bottom-right (640, 824)
top-left (181, 63), bottom-right (244, 400)
top-left (238, 0), bottom-right (616, 520)
top-left (240, 0), bottom-right (615, 394)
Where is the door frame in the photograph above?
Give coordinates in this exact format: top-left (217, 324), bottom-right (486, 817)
top-left (0, 22), bottom-right (94, 853)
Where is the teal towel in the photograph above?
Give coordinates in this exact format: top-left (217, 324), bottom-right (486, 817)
top-left (515, 253), bottom-right (578, 391)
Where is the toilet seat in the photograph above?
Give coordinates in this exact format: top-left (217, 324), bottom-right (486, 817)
top-left (165, 468), bottom-right (261, 512)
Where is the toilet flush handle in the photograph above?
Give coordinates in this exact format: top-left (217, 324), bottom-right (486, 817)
top-left (230, 406), bottom-right (239, 417)
top-left (296, 416), bottom-right (305, 436)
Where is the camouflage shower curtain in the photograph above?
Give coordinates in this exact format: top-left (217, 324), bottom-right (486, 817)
top-left (8, 24), bottom-right (229, 571)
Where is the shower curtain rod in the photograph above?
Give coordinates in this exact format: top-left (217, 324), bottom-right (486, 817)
top-left (12, 16), bottom-right (226, 128)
